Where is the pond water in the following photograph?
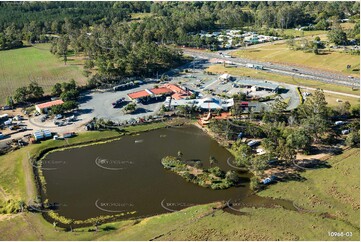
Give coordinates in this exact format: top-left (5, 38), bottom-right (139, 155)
top-left (42, 126), bottom-right (294, 222)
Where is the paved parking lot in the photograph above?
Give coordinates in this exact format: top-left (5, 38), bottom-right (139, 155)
top-left (77, 83), bottom-right (164, 123)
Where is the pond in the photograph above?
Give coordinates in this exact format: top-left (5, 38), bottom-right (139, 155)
top-left (41, 125), bottom-right (294, 224)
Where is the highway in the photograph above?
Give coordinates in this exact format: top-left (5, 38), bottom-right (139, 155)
top-left (181, 47), bottom-right (360, 88)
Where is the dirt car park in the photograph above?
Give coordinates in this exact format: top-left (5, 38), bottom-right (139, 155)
top-left (0, 107), bottom-right (89, 149)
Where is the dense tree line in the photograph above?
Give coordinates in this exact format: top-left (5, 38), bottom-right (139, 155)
top-left (0, 1), bottom-right (359, 50)
top-left (13, 81), bottom-right (44, 103)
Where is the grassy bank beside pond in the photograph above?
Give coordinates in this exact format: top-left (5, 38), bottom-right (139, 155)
top-left (1, 201), bottom-right (358, 240)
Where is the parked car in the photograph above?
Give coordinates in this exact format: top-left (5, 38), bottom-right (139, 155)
top-left (335, 121), bottom-right (346, 126)
top-left (55, 114), bottom-right (63, 120)
top-left (247, 140), bottom-right (260, 147)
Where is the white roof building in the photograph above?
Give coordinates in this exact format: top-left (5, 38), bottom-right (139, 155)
top-left (164, 97), bottom-right (234, 111)
top-left (219, 73), bottom-right (232, 81)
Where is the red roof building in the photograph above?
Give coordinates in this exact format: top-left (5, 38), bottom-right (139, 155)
top-left (35, 100), bottom-right (64, 114)
top-left (149, 87), bottom-right (172, 95)
top-left (163, 84), bottom-right (192, 100)
top-left (127, 90), bottom-right (152, 99)
top-left (127, 84), bottom-right (192, 100)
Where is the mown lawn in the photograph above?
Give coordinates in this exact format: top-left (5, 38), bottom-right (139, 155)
top-left (230, 42), bottom-right (360, 77)
top-left (206, 64), bottom-right (360, 96)
top-left (0, 44), bottom-right (86, 104)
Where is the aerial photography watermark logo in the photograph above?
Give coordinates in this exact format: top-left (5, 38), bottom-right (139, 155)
top-left (28, 74), bottom-right (68, 84)
top-left (226, 157), bottom-right (243, 170)
top-left (160, 199), bottom-right (199, 212)
top-left (225, 199), bottom-right (253, 213)
top-left (94, 36), bottom-right (116, 51)
top-left (95, 156), bottom-right (133, 171)
top-left (28, 153), bottom-right (66, 171)
top-left (95, 199), bottom-right (134, 213)
top-left (292, 201), bottom-right (320, 213)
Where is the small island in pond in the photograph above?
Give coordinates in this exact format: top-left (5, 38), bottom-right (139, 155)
top-left (161, 156), bottom-right (239, 190)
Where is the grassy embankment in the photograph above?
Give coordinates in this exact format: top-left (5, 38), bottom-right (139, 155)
top-left (0, 43), bottom-right (86, 104)
top-left (0, 121), bottom-right (359, 240)
top-left (205, 64), bottom-right (360, 100)
top-left (230, 41), bottom-right (360, 77)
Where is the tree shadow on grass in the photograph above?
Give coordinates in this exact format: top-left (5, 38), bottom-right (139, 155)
top-left (294, 159), bottom-right (331, 170)
top-left (102, 225), bottom-right (116, 231)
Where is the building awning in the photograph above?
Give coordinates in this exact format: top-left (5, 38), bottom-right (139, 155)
top-left (35, 100), bottom-right (64, 109)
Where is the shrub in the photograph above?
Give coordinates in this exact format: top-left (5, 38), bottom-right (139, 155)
top-left (249, 177), bottom-right (261, 191)
top-left (296, 87), bottom-right (304, 104)
top-left (0, 200), bottom-right (22, 214)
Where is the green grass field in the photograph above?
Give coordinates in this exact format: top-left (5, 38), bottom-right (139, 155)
top-left (0, 44), bottom-right (86, 104)
top-left (206, 64), bottom-right (360, 96)
top-left (278, 29), bottom-right (328, 38)
top-left (300, 88), bottom-right (360, 108)
top-left (259, 148), bottom-right (360, 230)
top-left (1, 202), bottom-right (358, 240)
top-left (231, 42), bottom-right (360, 77)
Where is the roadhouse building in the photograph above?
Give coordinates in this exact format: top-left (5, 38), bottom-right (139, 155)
top-left (35, 100), bottom-right (64, 114)
top-left (127, 84), bottom-right (192, 102)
